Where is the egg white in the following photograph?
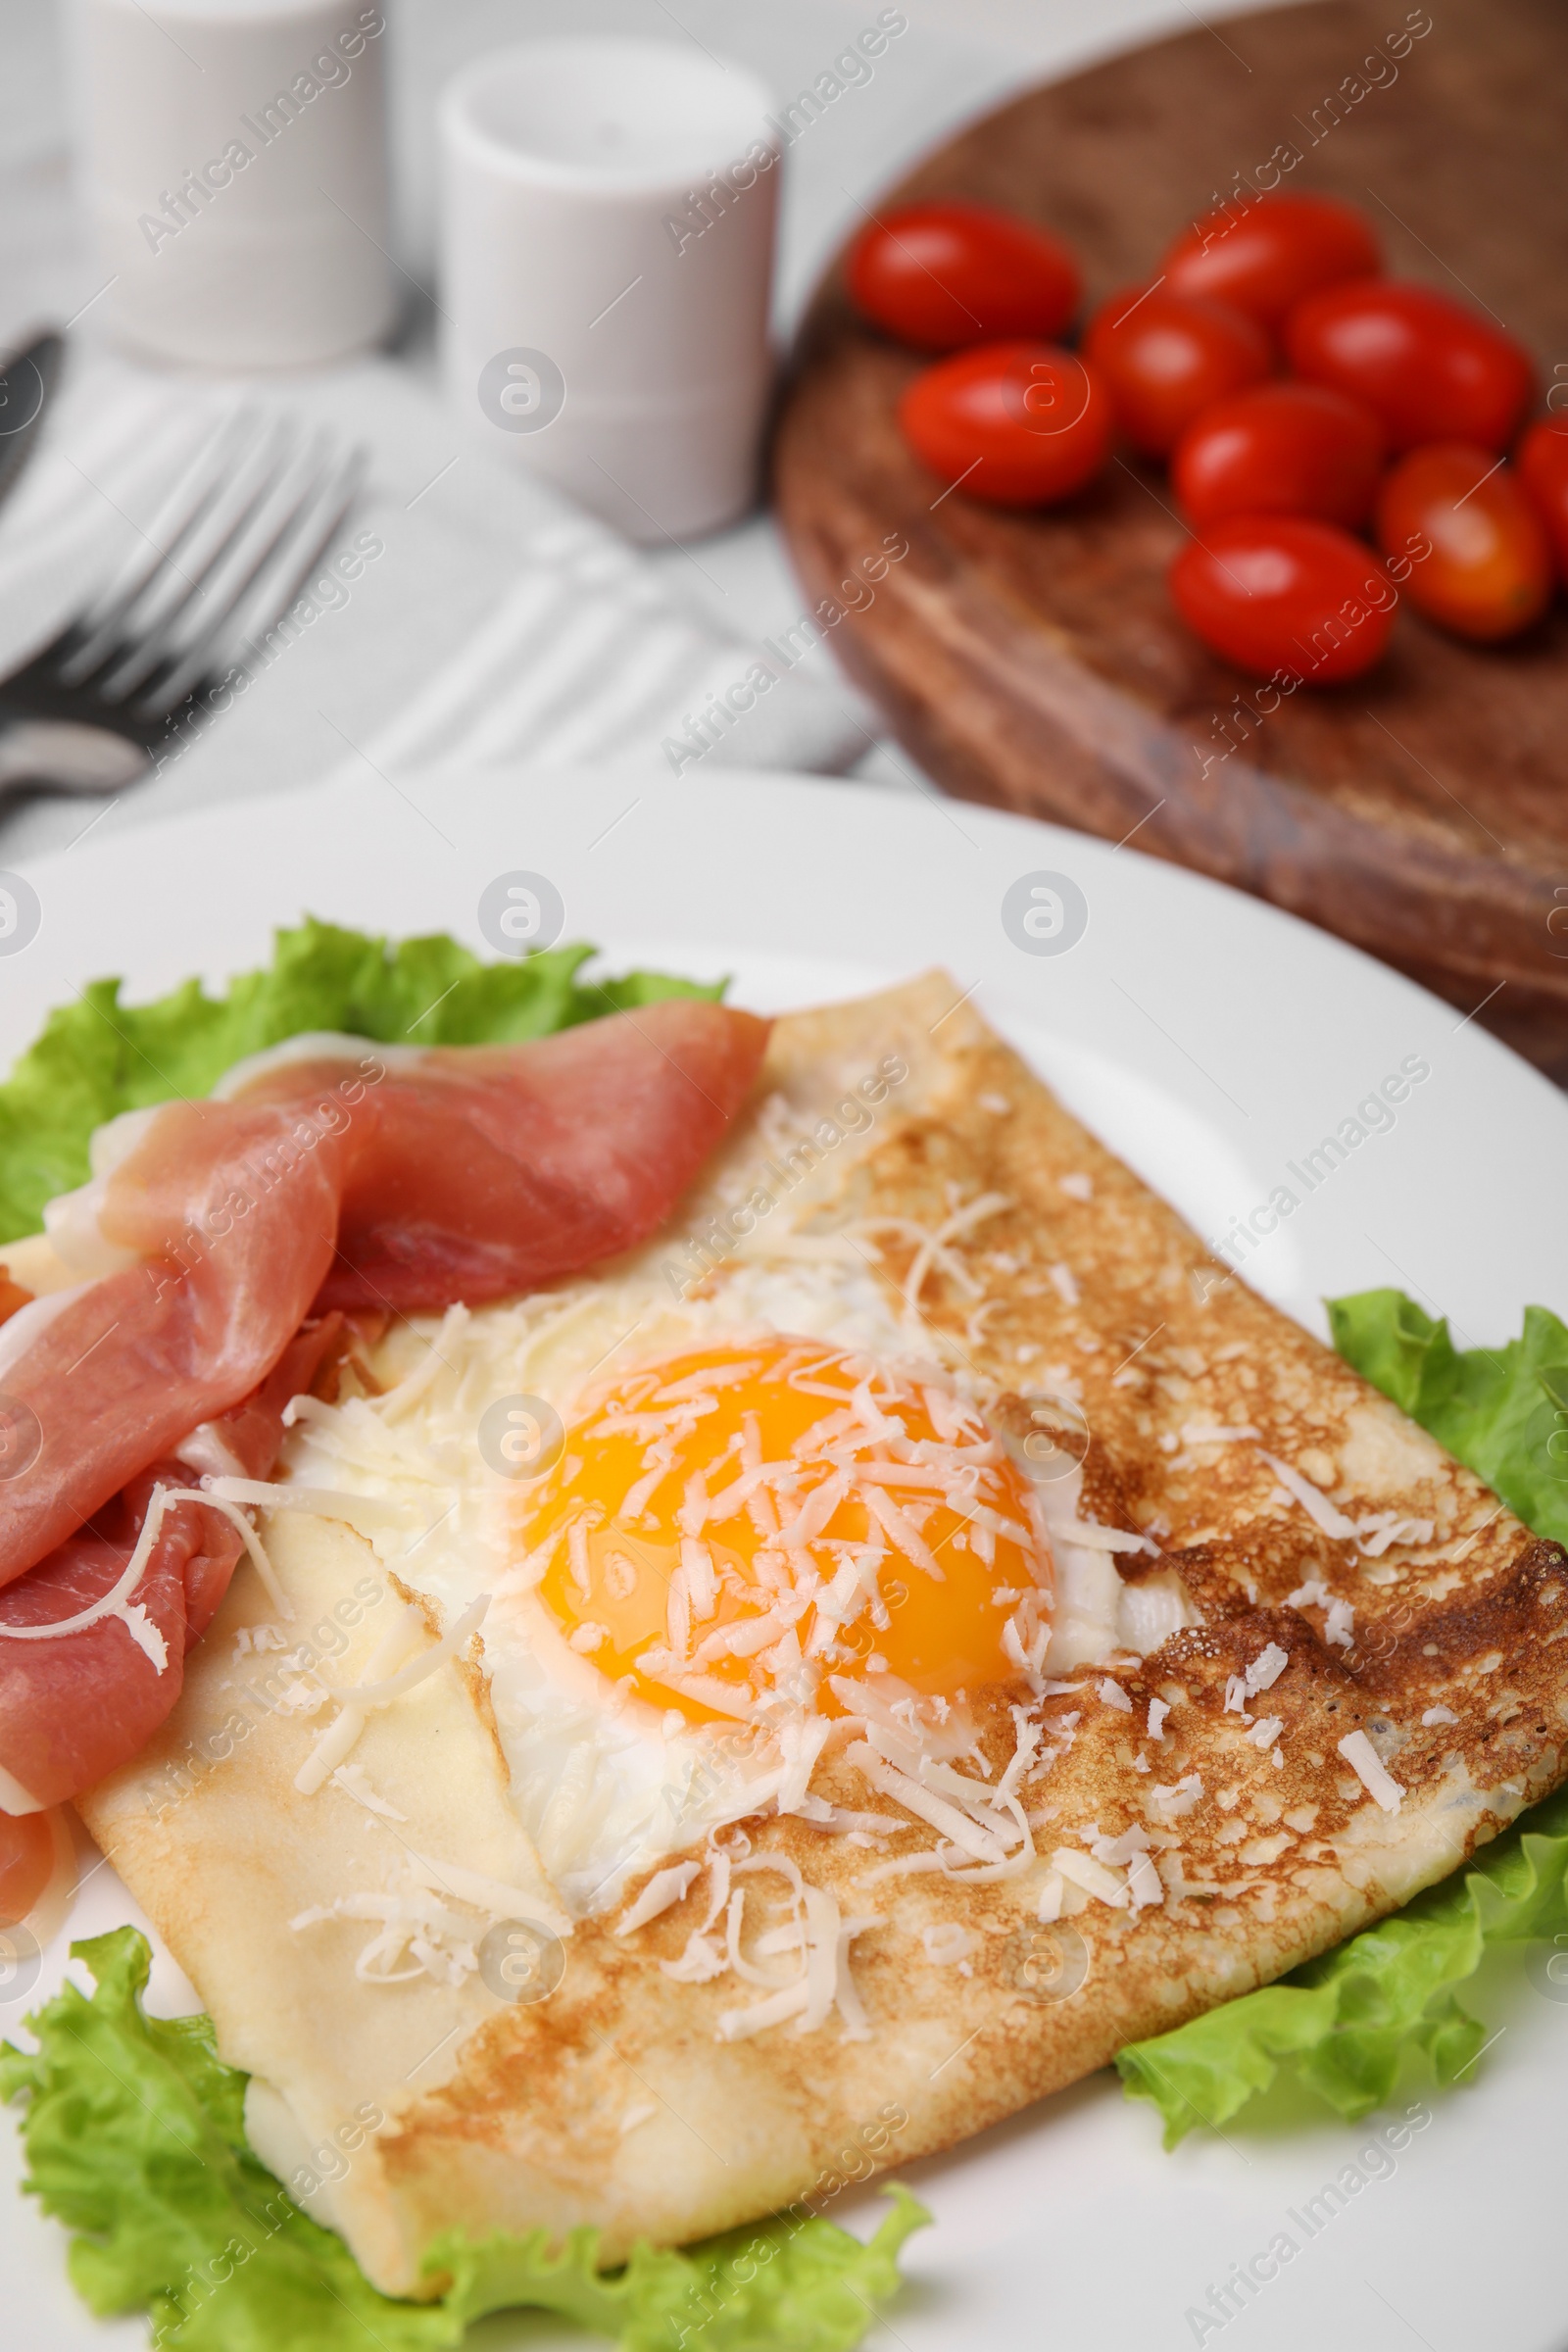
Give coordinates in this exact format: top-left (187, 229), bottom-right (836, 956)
top-left (275, 1243), bottom-right (934, 1910)
top-left (275, 1229), bottom-right (1175, 1915)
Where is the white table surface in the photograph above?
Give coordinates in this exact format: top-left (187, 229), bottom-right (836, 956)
top-left (0, 0), bottom-right (1281, 806)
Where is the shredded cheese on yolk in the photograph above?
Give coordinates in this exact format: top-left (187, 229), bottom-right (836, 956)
top-left (521, 1339), bottom-right (1053, 1726)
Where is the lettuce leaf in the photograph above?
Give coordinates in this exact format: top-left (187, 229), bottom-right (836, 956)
top-left (1327, 1288), bottom-right (1568, 1549)
top-left (0, 918), bottom-right (722, 1246)
top-left (0, 923), bottom-right (927, 2341)
top-left (0, 1928), bottom-right (928, 2351)
top-left (1119, 1779), bottom-right (1568, 2144)
top-left (1118, 1288), bottom-right (1568, 2144)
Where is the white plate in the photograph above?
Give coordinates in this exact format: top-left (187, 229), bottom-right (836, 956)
top-left (4, 764), bottom-right (1567, 2352)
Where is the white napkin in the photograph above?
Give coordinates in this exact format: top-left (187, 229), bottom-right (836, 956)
top-left (0, 347), bottom-right (867, 861)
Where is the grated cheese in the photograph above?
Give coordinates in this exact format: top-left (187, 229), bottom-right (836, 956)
top-left (1257, 1450), bottom-right (1358, 1542)
top-left (0, 1481), bottom-right (285, 1670)
top-left (712, 1861), bottom-right (876, 2042)
top-left (290, 1885), bottom-right (476, 1984)
top-left (329, 1763), bottom-right (408, 1821)
top-left (1245, 1642), bottom-right (1289, 1693)
top-left (1091, 1825), bottom-right (1152, 1866)
top-left (1354, 1508), bottom-right (1436, 1556)
top-left (206, 1474), bottom-right (416, 1531)
top-left (1338, 1729), bottom-right (1404, 1813)
top-left (1052, 1520), bottom-right (1158, 1555)
top-left (848, 1742), bottom-right (1014, 1865)
top-left (996, 1706), bottom-right (1044, 1803)
top-left (294, 1594), bottom-right (489, 1794)
top-left (776, 1713), bottom-right (833, 1815)
top-left (1151, 1774), bottom-right (1203, 1820)
top-left (859, 1483), bottom-right (945, 1582)
top-left (1125, 1851), bottom-right (1164, 1908)
top-left (857, 1850), bottom-right (943, 1886)
top-left (1286, 1577), bottom-right (1354, 1648)
top-left (615, 1859), bottom-right (703, 1936)
top-left (879, 1191), bottom-right (1011, 1325)
top-left (920, 1922), bottom-right (975, 1965)
top-left (662, 1932), bottom-right (728, 1983)
top-left (0, 1487), bottom-right (177, 1670)
top-left (1051, 1846), bottom-right (1127, 1907)
top-left (262, 1189), bottom-right (1221, 1919)
top-left (172, 1420), bottom-right (251, 1480)
top-left (290, 1845), bottom-right (565, 1987)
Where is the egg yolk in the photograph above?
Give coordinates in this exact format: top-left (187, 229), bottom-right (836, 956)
top-left (523, 1337), bottom-right (1050, 1724)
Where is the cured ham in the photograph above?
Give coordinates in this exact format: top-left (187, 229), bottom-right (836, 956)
top-left (0, 1322), bottom-right (344, 1810)
top-left (0, 1002), bottom-right (768, 1808)
top-left (1, 1002), bottom-right (765, 1590)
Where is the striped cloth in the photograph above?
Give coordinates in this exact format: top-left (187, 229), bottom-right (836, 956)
top-left (0, 346), bottom-right (866, 861)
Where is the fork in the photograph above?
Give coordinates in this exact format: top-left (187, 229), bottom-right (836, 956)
top-left (0, 408), bottom-right (368, 800)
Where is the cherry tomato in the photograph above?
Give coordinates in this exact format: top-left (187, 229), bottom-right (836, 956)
top-left (1517, 416), bottom-right (1568, 582)
top-left (1083, 286), bottom-right (1270, 457)
top-left (1374, 442), bottom-right (1551, 641)
top-left (1286, 279), bottom-right (1536, 453)
top-left (1172, 382), bottom-right (1387, 528)
top-left (899, 341), bottom-right (1113, 506)
top-left (1161, 193), bottom-right (1380, 332)
top-left (1169, 514), bottom-right (1396, 682)
top-left (0, 1812), bottom-right (54, 1928)
top-left (846, 201), bottom-right (1081, 352)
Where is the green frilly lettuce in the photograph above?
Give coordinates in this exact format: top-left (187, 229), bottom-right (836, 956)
top-left (0, 924), bottom-right (924, 2344)
top-left (1119, 1779), bottom-right (1568, 2145)
top-left (10, 935), bottom-right (1564, 2191)
top-left (0, 917), bottom-right (722, 1245)
top-left (1119, 1287), bottom-right (1568, 2144)
top-left (0, 1928), bottom-right (927, 2350)
top-left (1326, 1288), bottom-right (1568, 1550)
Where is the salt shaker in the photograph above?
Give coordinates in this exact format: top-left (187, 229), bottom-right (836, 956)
top-left (440, 37), bottom-right (780, 542)
top-left (71, 0), bottom-right (396, 369)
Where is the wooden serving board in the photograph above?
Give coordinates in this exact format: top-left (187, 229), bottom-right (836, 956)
top-left (772, 0), bottom-right (1568, 1080)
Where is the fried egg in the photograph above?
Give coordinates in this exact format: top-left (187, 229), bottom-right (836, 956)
top-left (274, 1232), bottom-right (1165, 1916)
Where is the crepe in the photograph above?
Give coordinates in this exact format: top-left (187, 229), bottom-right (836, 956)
top-left (79, 973), bottom-right (1568, 2294)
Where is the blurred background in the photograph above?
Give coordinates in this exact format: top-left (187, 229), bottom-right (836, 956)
top-left (0, 1), bottom-right (1221, 343)
top-left (0, 0), bottom-right (1239, 833)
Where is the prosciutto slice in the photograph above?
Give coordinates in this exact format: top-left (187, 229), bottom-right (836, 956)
top-left (0, 1321), bottom-right (346, 1810)
top-left (0, 1001), bottom-right (767, 1805)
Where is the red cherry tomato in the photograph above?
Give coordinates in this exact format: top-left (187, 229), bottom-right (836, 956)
top-left (846, 201), bottom-right (1081, 352)
top-left (1172, 382), bottom-right (1387, 528)
top-left (1169, 514), bottom-right (1396, 682)
top-left (1286, 279), bottom-right (1536, 453)
top-left (1161, 193), bottom-right (1380, 332)
top-left (1083, 286), bottom-right (1270, 457)
top-left (1374, 442), bottom-right (1551, 641)
top-left (898, 341), bottom-right (1114, 507)
top-left (1517, 416), bottom-right (1568, 582)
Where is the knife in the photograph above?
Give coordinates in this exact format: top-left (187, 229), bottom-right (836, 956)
top-left (0, 330), bottom-right (63, 523)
